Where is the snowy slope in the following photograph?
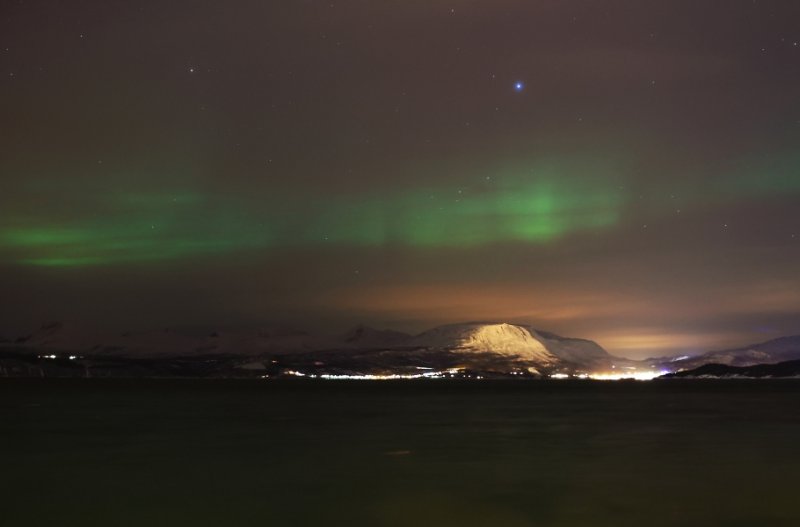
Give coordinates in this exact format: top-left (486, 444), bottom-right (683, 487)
top-left (411, 323), bottom-right (559, 365)
top-left (528, 328), bottom-right (616, 371)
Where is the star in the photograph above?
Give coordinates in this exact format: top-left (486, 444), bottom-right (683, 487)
top-left (514, 81), bottom-right (524, 92)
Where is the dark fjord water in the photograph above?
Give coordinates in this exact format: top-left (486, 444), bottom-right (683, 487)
top-left (2, 379), bottom-right (799, 527)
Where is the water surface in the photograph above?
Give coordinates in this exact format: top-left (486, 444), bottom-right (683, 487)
top-left (2, 379), bottom-right (799, 526)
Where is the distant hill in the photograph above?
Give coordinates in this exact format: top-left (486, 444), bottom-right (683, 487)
top-left (663, 359), bottom-right (800, 378)
top-left (342, 324), bottom-right (411, 348)
top-left (657, 336), bottom-right (800, 372)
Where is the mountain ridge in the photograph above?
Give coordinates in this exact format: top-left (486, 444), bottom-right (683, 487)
top-left (5, 321), bottom-right (800, 378)
top-left (3, 320), bottom-right (613, 374)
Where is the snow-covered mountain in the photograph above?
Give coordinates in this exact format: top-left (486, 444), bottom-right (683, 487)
top-left (411, 323), bottom-right (559, 364)
top-left (351, 321), bottom-right (622, 373)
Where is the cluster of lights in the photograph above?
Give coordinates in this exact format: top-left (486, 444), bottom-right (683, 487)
top-left (37, 354), bottom-right (80, 360)
top-left (548, 371), bottom-right (665, 380)
top-left (279, 369), bottom-right (668, 381)
top-left (281, 368), bottom-right (482, 380)
top-left (284, 370), bottom-right (444, 380)
top-left (587, 370), bottom-right (668, 381)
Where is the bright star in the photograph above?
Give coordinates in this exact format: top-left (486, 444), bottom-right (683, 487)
top-left (514, 81), bottom-right (524, 92)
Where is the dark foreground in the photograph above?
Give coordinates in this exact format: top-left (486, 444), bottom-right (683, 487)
top-left (2, 379), bottom-right (800, 527)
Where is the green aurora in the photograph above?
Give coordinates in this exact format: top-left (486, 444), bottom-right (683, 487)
top-left (1, 168), bottom-right (625, 267)
top-left (3, 152), bottom-right (798, 267)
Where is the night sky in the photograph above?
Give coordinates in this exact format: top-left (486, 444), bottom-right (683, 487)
top-left (2, 1), bottom-right (800, 358)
